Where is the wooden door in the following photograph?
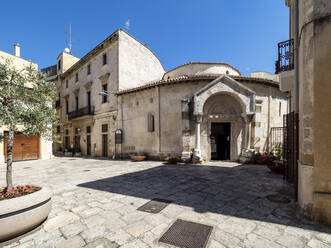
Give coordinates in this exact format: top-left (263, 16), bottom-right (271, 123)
top-left (4, 133), bottom-right (39, 162)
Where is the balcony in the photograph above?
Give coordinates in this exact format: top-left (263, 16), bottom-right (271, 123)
top-left (68, 106), bottom-right (95, 120)
top-left (275, 39), bottom-right (294, 74)
top-left (41, 65), bottom-right (57, 77)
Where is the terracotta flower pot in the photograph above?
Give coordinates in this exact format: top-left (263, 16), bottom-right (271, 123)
top-left (131, 155), bottom-right (146, 162)
top-left (0, 187), bottom-right (52, 242)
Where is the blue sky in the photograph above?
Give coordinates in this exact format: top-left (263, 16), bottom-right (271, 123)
top-left (0, 0), bottom-right (289, 76)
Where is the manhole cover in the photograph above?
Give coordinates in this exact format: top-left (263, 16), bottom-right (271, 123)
top-left (137, 198), bottom-right (172, 214)
top-left (159, 219), bottom-right (213, 248)
top-left (266, 194), bottom-right (291, 204)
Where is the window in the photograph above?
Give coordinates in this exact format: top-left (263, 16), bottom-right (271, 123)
top-left (65, 99), bottom-right (68, 114)
top-left (65, 129), bottom-right (69, 135)
top-left (147, 114), bottom-right (155, 132)
top-left (102, 84), bottom-right (108, 103)
top-left (57, 126), bottom-right (61, 133)
top-left (103, 53), bottom-right (107, 65)
top-left (65, 80), bottom-right (68, 88)
top-left (86, 126), bottom-right (91, 133)
top-left (75, 96), bottom-right (79, 111)
top-left (75, 128), bottom-right (79, 134)
top-left (58, 59), bottom-right (61, 71)
top-left (102, 124), bottom-right (108, 132)
top-left (279, 102), bottom-right (282, 116)
top-left (75, 73), bottom-right (79, 82)
top-left (87, 64), bottom-right (91, 75)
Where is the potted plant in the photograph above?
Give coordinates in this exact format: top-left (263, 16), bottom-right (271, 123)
top-left (0, 59), bottom-right (55, 241)
top-left (165, 155), bottom-right (181, 164)
top-left (74, 147), bottom-right (82, 157)
top-left (131, 153), bottom-right (147, 162)
top-left (64, 148), bottom-right (73, 157)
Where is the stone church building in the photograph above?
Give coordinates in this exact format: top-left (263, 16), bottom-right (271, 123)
top-left (43, 29), bottom-right (287, 162)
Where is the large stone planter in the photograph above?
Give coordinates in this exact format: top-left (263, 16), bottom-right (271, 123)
top-left (0, 187), bottom-right (52, 242)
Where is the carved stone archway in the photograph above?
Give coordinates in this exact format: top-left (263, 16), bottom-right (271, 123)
top-left (192, 75), bottom-right (256, 162)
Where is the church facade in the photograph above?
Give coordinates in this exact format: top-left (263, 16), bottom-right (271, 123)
top-left (43, 29), bottom-right (288, 162)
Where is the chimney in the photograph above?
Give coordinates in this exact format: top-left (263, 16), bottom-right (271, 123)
top-left (14, 43), bottom-right (20, 57)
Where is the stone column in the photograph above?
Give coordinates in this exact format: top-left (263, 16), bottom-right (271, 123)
top-left (193, 114), bottom-right (203, 163)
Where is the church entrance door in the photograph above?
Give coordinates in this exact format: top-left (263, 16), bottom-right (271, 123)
top-left (211, 123), bottom-right (231, 160)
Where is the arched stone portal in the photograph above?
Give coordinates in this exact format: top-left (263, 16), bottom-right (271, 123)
top-left (192, 75), bottom-right (256, 162)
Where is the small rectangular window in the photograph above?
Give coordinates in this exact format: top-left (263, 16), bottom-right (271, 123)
top-left (75, 96), bottom-right (79, 111)
top-left (66, 80), bottom-right (68, 88)
top-left (86, 126), bottom-right (91, 133)
top-left (102, 124), bottom-right (108, 133)
top-left (57, 126), bottom-right (61, 133)
top-left (65, 99), bottom-right (68, 114)
top-left (65, 129), bottom-right (69, 135)
top-left (103, 54), bottom-right (107, 65)
top-left (58, 59), bottom-right (61, 70)
top-left (279, 102), bottom-right (282, 116)
top-left (102, 84), bottom-right (108, 103)
top-left (75, 73), bottom-right (79, 82)
top-left (87, 64), bottom-right (91, 75)
top-left (148, 114), bottom-right (155, 132)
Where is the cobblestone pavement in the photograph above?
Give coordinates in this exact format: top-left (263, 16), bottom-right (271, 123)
top-left (1, 157), bottom-right (330, 248)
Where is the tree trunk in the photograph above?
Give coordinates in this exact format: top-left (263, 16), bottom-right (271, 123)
top-left (6, 127), bottom-right (14, 189)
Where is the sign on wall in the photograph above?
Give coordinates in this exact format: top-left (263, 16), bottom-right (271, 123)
top-left (115, 129), bottom-right (123, 144)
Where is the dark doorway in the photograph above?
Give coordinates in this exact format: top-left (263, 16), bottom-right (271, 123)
top-left (86, 135), bottom-right (91, 156)
top-left (210, 123), bottom-right (231, 160)
top-left (102, 134), bottom-right (108, 157)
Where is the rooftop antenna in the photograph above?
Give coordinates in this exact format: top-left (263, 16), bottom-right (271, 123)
top-left (65, 24), bottom-right (72, 52)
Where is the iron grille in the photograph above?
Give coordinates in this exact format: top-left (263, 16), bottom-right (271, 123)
top-left (275, 39), bottom-right (294, 74)
top-left (283, 112), bottom-right (299, 201)
top-left (68, 105), bottom-right (95, 120)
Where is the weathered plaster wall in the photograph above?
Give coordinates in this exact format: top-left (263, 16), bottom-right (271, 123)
top-left (118, 31), bottom-right (165, 90)
top-left (312, 3), bottom-right (331, 224)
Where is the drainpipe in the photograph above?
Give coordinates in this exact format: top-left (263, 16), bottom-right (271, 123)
top-left (294, 0), bottom-right (299, 113)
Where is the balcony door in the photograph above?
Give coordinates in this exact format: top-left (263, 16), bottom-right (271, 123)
top-left (86, 135), bottom-right (91, 156)
top-left (87, 91), bottom-right (91, 113)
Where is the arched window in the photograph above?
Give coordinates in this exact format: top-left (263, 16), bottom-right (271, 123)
top-left (147, 114), bottom-right (155, 132)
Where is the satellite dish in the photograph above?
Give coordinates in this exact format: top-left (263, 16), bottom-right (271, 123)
top-left (64, 48), bottom-right (70, 53)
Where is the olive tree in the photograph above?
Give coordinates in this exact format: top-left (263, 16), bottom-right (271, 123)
top-left (0, 58), bottom-right (57, 189)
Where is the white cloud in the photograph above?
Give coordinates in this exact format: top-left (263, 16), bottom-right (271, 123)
top-left (125, 19), bottom-right (130, 30)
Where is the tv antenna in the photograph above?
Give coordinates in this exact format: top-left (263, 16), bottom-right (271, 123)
top-left (65, 24), bottom-right (72, 52)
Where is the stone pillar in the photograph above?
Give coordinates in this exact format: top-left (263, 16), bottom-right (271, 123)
top-left (181, 99), bottom-right (191, 162)
top-left (193, 114), bottom-right (203, 163)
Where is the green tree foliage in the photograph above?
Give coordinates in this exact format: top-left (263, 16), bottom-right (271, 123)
top-left (0, 58), bottom-right (57, 189)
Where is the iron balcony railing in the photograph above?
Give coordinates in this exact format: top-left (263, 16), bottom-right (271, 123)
top-left (68, 105), bottom-right (95, 120)
top-left (275, 39), bottom-right (294, 74)
top-left (41, 65), bottom-right (57, 77)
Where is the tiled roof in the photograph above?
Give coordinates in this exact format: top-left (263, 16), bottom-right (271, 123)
top-left (116, 74), bottom-right (279, 95)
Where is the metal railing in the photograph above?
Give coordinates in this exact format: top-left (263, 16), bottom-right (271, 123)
top-left (275, 39), bottom-right (294, 74)
top-left (268, 127), bottom-right (284, 154)
top-left (68, 105), bottom-right (95, 120)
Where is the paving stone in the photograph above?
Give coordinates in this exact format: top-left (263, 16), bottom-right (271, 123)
top-left (55, 235), bottom-right (85, 248)
top-left (316, 233), bottom-right (331, 245)
top-left (244, 233), bottom-right (285, 248)
top-left (213, 229), bottom-right (242, 248)
top-left (218, 217), bottom-right (256, 240)
top-left (85, 238), bottom-right (119, 248)
top-left (105, 229), bottom-right (134, 245)
top-left (253, 224), bottom-right (284, 241)
top-left (120, 239), bottom-right (150, 248)
top-left (84, 214), bottom-right (106, 228)
top-left (276, 234), bottom-right (306, 248)
top-left (79, 207), bottom-right (103, 218)
top-left (15, 240), bottom-right (35, 248)
top-left (43, 212), bottom-right (80, 232)
top-left (59, 220), bottom-right (85, 238)
top-left (124, 221), bottom-right (153, 237)
top-left (81, 226), bottom-right (108, 243)
top-left (307, 239), bottom-right (330, 248)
